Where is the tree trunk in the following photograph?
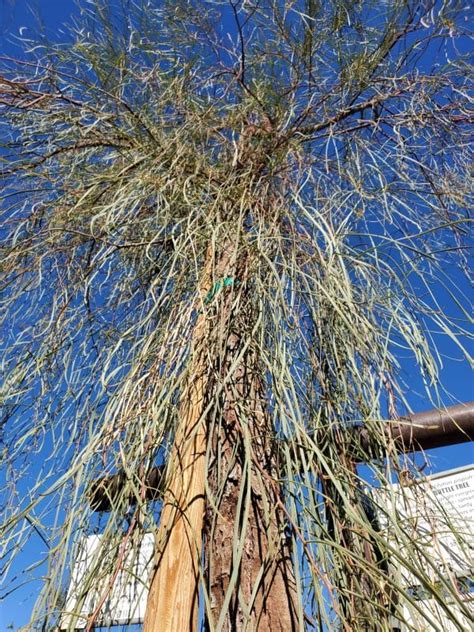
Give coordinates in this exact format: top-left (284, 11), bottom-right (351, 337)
top-left (322, 454), bottom-right (393, 632)
top-left (144, 241), bottom-right (299, 631)
top-left (204, 287), bottom-right (300, 631)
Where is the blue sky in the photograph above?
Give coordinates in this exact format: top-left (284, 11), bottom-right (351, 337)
top-left (0, 1), bottom-right (472, 630)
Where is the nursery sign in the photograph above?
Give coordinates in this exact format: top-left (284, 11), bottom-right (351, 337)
top-left (378, 465), bottom-right (473, 631)
top-left (377, 464), bottom-right (473, 582)
top-left (60, 532), bottom-right (154, 628)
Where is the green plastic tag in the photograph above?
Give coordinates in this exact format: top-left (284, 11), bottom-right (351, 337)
top-left (204, 277), bottom-right (235, 304)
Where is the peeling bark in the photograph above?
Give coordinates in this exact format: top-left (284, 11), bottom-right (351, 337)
top-left (144, 241), bottom-right (299, 631)
top-left (205, 300), bottom-right (300, 631)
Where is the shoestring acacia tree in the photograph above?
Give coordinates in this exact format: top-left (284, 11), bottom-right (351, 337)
top-left (0, 0), bottom-right (472, 630)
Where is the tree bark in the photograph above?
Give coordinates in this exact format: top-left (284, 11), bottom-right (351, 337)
top-left (144, 242), bottom-right (299, 631)
top-left (204, 287), bottom-right (300, 631)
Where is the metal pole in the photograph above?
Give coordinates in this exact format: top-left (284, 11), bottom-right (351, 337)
top-left (357, 401), bottom-right (474, 454)
top-left (89, 403), bottom-right (474, 511)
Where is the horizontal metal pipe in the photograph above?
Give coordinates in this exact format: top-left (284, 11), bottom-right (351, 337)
top-left (358, 401), bottom-right (474, 454)
top-left (88, 465), bottom-right (164, 512)
top-left (88, 403), bottom-right (474, 511)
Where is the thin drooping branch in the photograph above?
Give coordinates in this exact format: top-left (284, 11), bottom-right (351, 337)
top-left (1, 2), bottom-right (472, 630)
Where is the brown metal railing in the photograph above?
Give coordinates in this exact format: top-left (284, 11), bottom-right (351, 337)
top-left (88, 402), bottom-right (474, 511)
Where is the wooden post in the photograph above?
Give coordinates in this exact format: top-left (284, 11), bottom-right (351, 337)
top-left (142, 338), bottom-right (208, 632)
top-left (142, 244), bottom-right (236, 632)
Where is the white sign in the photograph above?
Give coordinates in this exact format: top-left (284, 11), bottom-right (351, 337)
top-left (60, 532), bottom-right (154, 629)
top-left (399, 598), bottom-right (472, 632)
top-left (375, 465), bottom-right (473, 631)
top-left (376, 465), bottom-right (473, 584)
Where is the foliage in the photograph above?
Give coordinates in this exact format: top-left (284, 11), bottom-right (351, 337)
top-left (0, 1), bottom-right (472, 630)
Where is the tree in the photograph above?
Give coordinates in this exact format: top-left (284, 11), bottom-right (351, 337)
top-left (1, 1), bottom-right (471, 630)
